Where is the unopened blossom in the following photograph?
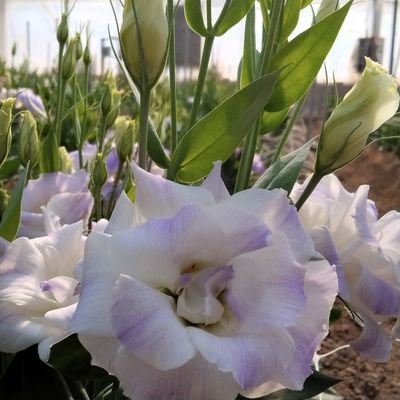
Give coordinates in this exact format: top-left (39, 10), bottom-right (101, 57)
top-left (316, 58), bottom-right (399, 174)
top-left (71, 162), bottom-right (338, 400)
top-left (292, 174), bottom-right (400, 362)
top-left (0, 222), bottom-right (84, 361)
top-left (19, 170), bottom-right (93, 238)
top-left (16, 89), bottom-right (47, 120)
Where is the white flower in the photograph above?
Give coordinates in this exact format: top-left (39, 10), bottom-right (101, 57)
top-left (0, 222), bottom-right (85, 361)
top-left (292, 174), bottom-right (400, 362)
top-left (19, 170), bottom-right (94, 238)
top-left (71, 162), bottom-right (338, 400)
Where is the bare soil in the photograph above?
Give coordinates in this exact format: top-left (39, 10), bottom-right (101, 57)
top-left (318, 144), bottom-right (400, 399)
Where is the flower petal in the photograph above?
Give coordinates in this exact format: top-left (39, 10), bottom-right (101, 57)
top-left (111, 274), bottom-right (197, 370)
top-left (133, 163), bottom-right (215, 220)
top-left (105, 192), bottom-right (137, 234)
top-left (115, 351), bottom-right (240, 400)
top-left (201, 161), bottom-right (230, 203)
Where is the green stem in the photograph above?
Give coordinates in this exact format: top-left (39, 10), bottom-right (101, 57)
top-left (188, 36), bottom-right (214, 129)
top-left (95, 187), bottom-right (102, 221)
top-left (271, 95), bottom-right (307, 163)
top-left (295, 172), bottom-right (323, 210)
top-left (97, 117), bottom-right (107, 154)
top-left (138, 88), bottom-right (151, 169)
top-left (54, 42), bottom-right (66, 146)
top-left (80, 64), bottom-right (90, 169)
top-left (234, 120), bottom-right (260, 192)
top-left (234, 0), bottom-right (285, 192)
top-left (168, 0), bottom-right (178, 153)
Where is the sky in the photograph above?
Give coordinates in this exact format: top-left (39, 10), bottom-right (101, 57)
top-left (2, 0), bottom-right (400, 82)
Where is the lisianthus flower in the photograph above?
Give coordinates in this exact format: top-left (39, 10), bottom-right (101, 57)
top-left (19, 170), bottom-right (94, 238)
top-left (16, 88), bottom-right (47, 120)
top-left (0, 222), bottom-right (84, 361)
top-left (292, 174), bottom-right (400, 362)
top-left (71, 162), bottom-right (337, 400)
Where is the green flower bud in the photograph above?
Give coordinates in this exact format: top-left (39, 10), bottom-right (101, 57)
top-left (57, 13), bottom-right (69, 45)
top-left (74, 33), bottom-right (83, 61)
top-left (91, 153), bottom-right (108, 188)
top-left (11, 43), bottom-right (17, 57)
top-left (62, 39), bottom-right (77, 81)
top-left (101, 85), bottom-right (113, 118)
top-left (59, 146), bottom-right (73, 173)
top-left (83, 43), bottom-right (92, 67)
top-left (0, 188), bottom-right (10, 219)
top-left (120, 0), bottom-right (168, 90)
top-left (316, 57), bottom-right (400, 174)
top-left (0, 98), bottom-right (15, 168)
top-left (105, 90), bottom-right (122, 130)
top-left (18, 111), bottom-right (40, 168)
top-left (114, 116), bottom-right (135, 163)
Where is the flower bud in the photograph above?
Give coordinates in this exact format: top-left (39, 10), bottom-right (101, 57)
top-left (18, 111), bottom-right (40, 168)
top-left (91, 153), bottom-right (108, 188)
top-left (59, 146), bottom-right (73, 174)
top-left (62, 39), bottom-right (77, 81)
top-left (105, 90), bottom-right (122, 130)
top-left (101, 85), bottom-right (113, 118)
top-left (11, 43), bottom-right (17, 57)
top-left (0, 98), bottom-right (15, 168)
top-left (120, 0), bottom-right (168, 90)
top-left (74, 33), bottom-right (83, 61)
top-left (57, 13), bottom-right (69, 46)
top-left (316, 57), bottom-right (400, 174)
top-left (83, 43), bottom-right (92, 67)
top-left (115, 116), bottom-right (135, 163)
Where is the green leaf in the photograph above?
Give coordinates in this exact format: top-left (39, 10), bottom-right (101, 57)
top-left (301, 0), bottom-right (314, 8)
top-left (0, 162), bottom-right (30, 241)
top-left (261, 108), bottom-right (290, 133)
top-left (237, 371), bottom-right (340, 400)
top-left (279, 0), bottom-right (302, 43)
top-left (214, 0), bottom-right (255, 36)
top-left (184, 0), bottom-right (209, 37)
top-left (170, 71), bottom-right (280, 182)
top-left (253, 140), bottom-right (313, 192)
top-left (0, 156), bottom-right (20, 180)
top-left (266, 1), bottom-right (352, 111)
top-left (239, 7), bottom-right (257, 89)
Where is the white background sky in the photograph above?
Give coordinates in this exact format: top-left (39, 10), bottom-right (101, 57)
top-left (2, 0), bottom-right (400, 82)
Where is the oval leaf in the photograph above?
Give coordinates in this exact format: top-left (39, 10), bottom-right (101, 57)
top-left (170, 71), bottom-right (280, 182)
top-left (184, 0), bottom-right (209, 37)
top-left (265, 1), bottom-right (352, 111)
top-left (214, 0), bottom-right (255, 36)
top-left (0, 162), bottom-right (30, 241)
top-left (253, 139), bottom-right (313, 193)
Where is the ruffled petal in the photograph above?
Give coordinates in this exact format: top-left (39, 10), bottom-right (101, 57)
top-left (201, 161), bottom-right (230, 203)
top-left (133, 163), bottom-right (215, 220)
top-left (105, 192), bottom-right (137, 234)
top-left (111, 274), bottom-right (196, 370)
top-left (114, 351), bottom-right (240, 400)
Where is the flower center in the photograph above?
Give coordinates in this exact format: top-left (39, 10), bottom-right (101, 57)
top-left (175, 265), bottom-right (234, 326)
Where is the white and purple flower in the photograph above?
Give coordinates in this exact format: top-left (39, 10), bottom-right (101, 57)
top-left (19, 170), bottom-right (94, 238)
top-left (0, 222), bottom-right (84, 361)
top-left (292, 174), bottom-right (400, 362)
top-left (71, 162), bottom-right (338, 400)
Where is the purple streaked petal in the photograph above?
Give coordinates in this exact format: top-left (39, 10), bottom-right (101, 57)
top-left (309, 225), bottom-right (350, 299)
top-left (356, 268), bottom-right (400, 316)
top-left (40, 276), bottom-right (79, 304)
top-left (17, 89), bottom-right (47, 119)
top-left (351, 314), bottom-right (391, 362)
top-left (111, 274), bottom-right (197, 370)
top-left (227, 189), bottom-right (315, 263)
top-left (201, 161), bottom-right (230, 203)
top-left (115, 351), bottom-right (240, 400)
top-left (132, 163), bottom-right (216, 220)
top-left (187, 326), bottom-right (296, 390)
top-left (225, 240), bottom-right (306, 329)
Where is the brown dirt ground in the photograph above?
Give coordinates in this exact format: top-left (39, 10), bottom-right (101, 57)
top-left (317, 144), bottom-right (400, 399)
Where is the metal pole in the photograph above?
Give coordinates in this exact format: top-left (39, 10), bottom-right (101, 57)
top-left (390, 0), bottom-right (399, 74)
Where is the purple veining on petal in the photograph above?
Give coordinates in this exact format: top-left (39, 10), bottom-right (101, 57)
top-left (356, 268), bottom-right (400, 316)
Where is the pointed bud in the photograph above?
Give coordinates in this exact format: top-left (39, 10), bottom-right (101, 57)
top-left (18, 111), bottom-right (40, 168)
top-left (105, 90), bottom-right (122, 130)
top-left (0, 98), bottom-right (15, 168)
top-left (91, 153), bottom-right (108, 188)
top-left (115, 116), bottom-right (135, 163)
top-left (57, 13), bottom-right (69, 46)
top-left (101, 84), bottom-right (113, 117)
top-left (62, 39), bottom-right (77, 81)
top-left (74, 33), bottom-right (83, 61)
top-left (59, 146), bottom-right (73, 173)
top-left (316, 58), bottom-right (400, 174)
top-left (83, 43), bottom-right (92, 67)
top-left (120, 0), bottom-right (168, 90)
